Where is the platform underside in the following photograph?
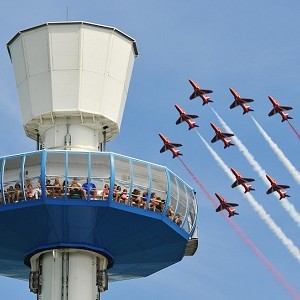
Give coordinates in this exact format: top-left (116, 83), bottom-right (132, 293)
top-left (0, 199), bottom-right (189, 281)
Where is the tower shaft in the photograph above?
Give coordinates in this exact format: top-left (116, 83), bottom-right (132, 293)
top-left (30, 250), bottom-right (108, 300)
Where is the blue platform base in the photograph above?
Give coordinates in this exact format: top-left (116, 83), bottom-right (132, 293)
top-left (0, 199), bottom-right (189, 281)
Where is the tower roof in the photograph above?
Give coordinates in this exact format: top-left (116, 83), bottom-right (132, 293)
top-left (7, 21), bottom-right (138, 58)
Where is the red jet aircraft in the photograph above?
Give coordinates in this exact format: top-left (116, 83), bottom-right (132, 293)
top-left (159, 133), bottom-right (183, 159)
top-left (266, 174), bottom-right (290, 200)
top-left (268, 96), bottom-right (293, 122)
top-left (215, 193), bottom-right (239, 218)
top-left (188, 79), bottom-right (213, 105)
top-left (229, 88), bottom-right (254, 115)
top-left (231, 168), bottom-right (255, 193)
top-left (210, 123), bottom-right (234, 149)
top-left (175, 104), bottom-right (199, 130)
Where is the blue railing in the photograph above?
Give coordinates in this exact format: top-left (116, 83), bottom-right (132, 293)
top-left (0, 150), bottom-right (197, 234)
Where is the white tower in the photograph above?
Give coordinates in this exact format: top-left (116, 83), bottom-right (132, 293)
top-left (7, 22), bottom-right (138, 300)
top-left (7, 21), bottom-right (138, 151)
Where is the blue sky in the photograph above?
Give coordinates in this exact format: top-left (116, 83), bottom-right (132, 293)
top-left (1, 1), bottom-right (300, 299)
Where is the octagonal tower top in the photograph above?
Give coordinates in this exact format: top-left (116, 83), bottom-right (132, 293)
top-left (7, 22), bottom-right (138, 151)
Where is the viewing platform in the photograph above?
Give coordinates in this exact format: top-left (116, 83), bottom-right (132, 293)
top-left (0, 150), bottom-right (198, 281)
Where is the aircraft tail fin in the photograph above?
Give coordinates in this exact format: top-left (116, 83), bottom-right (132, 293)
top-left (282, 116), bottom-right (293, 122)
top-left (280, 194), bottom-right (290, 200)
top-left (173, 153), bottom-right (183, 159)
top-left (243, 109), bottom-right (254, 115)
top-left (244, 187), bottom-right (255, 193)
top-left (229, 211), bottom-right (239, 217)
top-left (224, 142), bottom-right (235, 149)
top-left (189, 124), bottom-right (199, 130)
top-left (202, 100), bottom-right (213, 105)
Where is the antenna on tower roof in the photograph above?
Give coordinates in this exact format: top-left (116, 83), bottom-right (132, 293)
top-left (66, 0), bottom-right (69, 21)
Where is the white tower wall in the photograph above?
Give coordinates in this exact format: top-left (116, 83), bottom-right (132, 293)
top-left (30, 249), bottom-right (108, 300)
top-left (7, 22), bottom-right (138, 150)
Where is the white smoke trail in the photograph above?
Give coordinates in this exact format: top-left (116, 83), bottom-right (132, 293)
top-left (211, 107), bottom-right (300, 227)
top-left (251, 115), bottom-right (300, 185)
top-left (195, 130), bottom-right (300, 263)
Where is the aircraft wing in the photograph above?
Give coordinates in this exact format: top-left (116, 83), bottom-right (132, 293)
top-left (227, 202), bottom-right (239, 207)
top-left (267, 187), bottom-right (275, 194)
top-left (280, 106), bottom-right (293, 111)
top-left (170, 143), bottom-right (182, 148)
top-left (240, 98), bottom-right (254, 103)
top-left (211, 135), bottom-right (220, 143)
top-left (190, 92), bottom-right (197, 100)
top-left (216, 204), bottom-right (224, 212)
top-left (201, 89), bottom-right (213, 94)
top-left (186, 114), bottom-right (199, 119)
top-left (268, 108), bottom-right (277, 116)
top-left (160, 145), bottom-right (167, 153)
top-left (230, 101), bottom-right (239, 109)
top-left (176, 117), bottom-right (184, 125)
top-left (277, 184), bottom-right (290, 189)
top-left (242, 177), bottom-right (255, 183)
top-left (221, 133), bottom-right (234, 138)
top-left (231, 180), bottom-right (240, 188)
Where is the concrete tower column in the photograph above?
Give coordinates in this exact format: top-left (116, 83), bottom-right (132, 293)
top-left (29, 249), bottom-right (108, 300)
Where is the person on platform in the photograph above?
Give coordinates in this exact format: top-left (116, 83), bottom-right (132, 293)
top-left (26, 183), bottom-right (35, 199)
top-left (82, 178), bottom-right (97, 200)
top-left (6, 186), bottom-right (15, 203)
top-left (69, 177), bottom-right (83, 198)
top-left (46, 178), bottom-right (52, 197)
top-left (102, 183), bottom-right (109, 200)
top-left (52, 177), bottom-right (63, 198)
top-left (119, 188), bottom-right (129, 204)
top-left (14, 183), bottom-right (23, 202)
top-left (174, 214), bottom-right (182, 226)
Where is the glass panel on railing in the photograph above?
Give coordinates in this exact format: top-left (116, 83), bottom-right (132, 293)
top-left (184, 188), bottom-right (197, 233)
top-left (90, 153), bottom-right (110, 200)
top-left (130, 160), bottom-right (149, 209)
top-left (24, 153), bottom-right (42, 200)
top-left (67, 153), bottom-right (88, 200)
top-left (113, 156), bottom-right (131, 205)
top-left (175, 179), bottom-right (187, 229)
top-left (3, 156), bottom-right (23, 203)
top-left (166, 172), bottom-right (178, 221)
top-left (0, 159), bottom-right (3, 205)
top-left (45, 152), bottom-right (66, 199)
top-left (149, 165), bottom-right (167, 214)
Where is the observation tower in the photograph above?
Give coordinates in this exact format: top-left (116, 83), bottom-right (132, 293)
top-left (2, 22), bottom-right (198, 299)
